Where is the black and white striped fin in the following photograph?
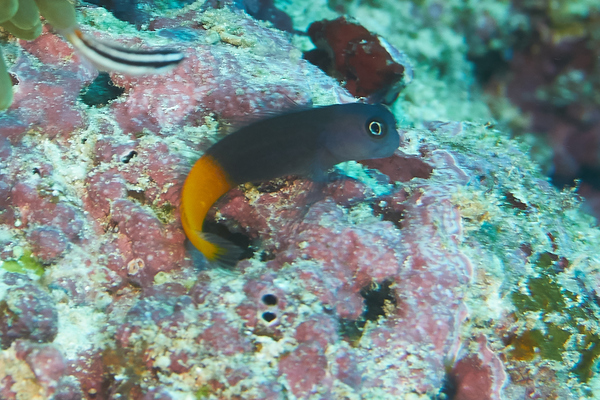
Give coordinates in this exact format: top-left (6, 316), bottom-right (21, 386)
top-left (64, 28), bottom-right (185, 75)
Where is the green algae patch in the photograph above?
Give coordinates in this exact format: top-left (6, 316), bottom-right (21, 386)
top-left (508, 325), bottom-right (571, 362)
top-left (195, 385), bottom-right (212, 398)
top-left (572, 328), bottom-right (600, 383)
top-left (1, 250), bottom-right (45, 276)
top-left (154, 202), bottom-right (177, 224)
top-left (511, 274), bottom-right (567, 314)
top-left (510, 252), bottom-right (600, 382)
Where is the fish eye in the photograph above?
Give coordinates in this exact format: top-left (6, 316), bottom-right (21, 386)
top-left (366, 119), bottom-right (386, 137)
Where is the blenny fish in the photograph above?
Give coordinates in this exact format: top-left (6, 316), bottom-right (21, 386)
top-left (64, 28), bottom-right (184, 75)
top-left (180, 103), bottom-right (400, 266)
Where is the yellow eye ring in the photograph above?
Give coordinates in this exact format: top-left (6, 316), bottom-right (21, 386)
top-left (367, 120), bottom-right (385, 137)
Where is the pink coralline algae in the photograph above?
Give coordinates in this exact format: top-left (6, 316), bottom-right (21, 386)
top-left (107, 11), bottom-right (324, 134)
top-left (0, 275), bottom-right (58, 349)
top-left (17, 341), bottom-right (66, 393)
top-left (0, 26), bottom-right (94, 142)
top-left (26, 227), bottom-right (68, 264)
top-left (1, 3), bottom-right (600, 400)
top-left (210, 147), bottom-right (483, 397)
top-left (450, 336), bottom-right (506, 400)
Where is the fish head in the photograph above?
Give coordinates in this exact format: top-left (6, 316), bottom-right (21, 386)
top-left (323, 103), bottom-right (400, 164)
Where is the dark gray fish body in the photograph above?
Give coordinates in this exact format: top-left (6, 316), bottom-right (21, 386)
top-left (207, 103), bottom-right (400, 184)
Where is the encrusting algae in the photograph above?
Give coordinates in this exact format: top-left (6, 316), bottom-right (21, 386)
top-left (509, 252), bottom-right (600, 383)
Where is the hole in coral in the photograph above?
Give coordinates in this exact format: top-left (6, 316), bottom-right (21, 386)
top-left (338, 318), bottom-right (365, 346)
top-left (339, 279), bottom-right (398, 345)
top-left (504, 191), bottom-right (527, 210)
top-left (104, 219), bottom-right (119, 233)
top-left (85, 0), bottom-right (147, 25)
top-left (262, 311), bottom-right (276, 323)
top-left (435, 371), bottom-right (458, 400)
top-left (32, 168), bottom-right (40, 175)
top-left (372, 201), bottom-right (405, 229)
top-left (261, 294), bottom-right (278, 306)
top-left (303, 49), bottom-right (332, 74)
top-left (259, 250), bottom-right (276, 262)
top-left (80, 72), bottom-right (125, 107)
top-left (469, 49), bottom-right (510, 85)
top-left (155, 203), bottom-right (176, 224)
top-left (9, 73), bottom-right (18, 86)
top-left (202, 220), bottom-right (253, 262)
top-left (360, 279), bottom-right (397, 321)
top-left (255, 176), bottom-right (297, 193)
top-left (121, 151), bottom-right (138, 164)
top-left (127, 189), bottom-right (146, 204)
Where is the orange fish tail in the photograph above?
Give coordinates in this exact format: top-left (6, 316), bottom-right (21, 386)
top-left (181, 155), bottom-right (237, 265)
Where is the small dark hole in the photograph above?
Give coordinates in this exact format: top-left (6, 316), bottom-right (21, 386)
top-left (255, 176), bottom-right (297, 193)
top-left (436, 371), bottom-right (458, 400)
top-left (262, 311), bottom-right (276, 322)
top-left (202, 220), bottom-right (253, 261)
top-left (360, 279), bottom-right (396, 321)
top-left (338, 318), bottom-right (365, 345)
top-left (504, 191), bottom-right (527, 210)
top-left (105, 219), bottom-right (119, 233)
top-left (338, 279), bottom-right (397, 344)
top-left (9, 73), bottom-right (18, 86)
top-left (32, 168), bottom-right (40, 175)
top-left (127, 189), bottom-right (146, 204)
top-left (80, 72), bottom-right (125, 107)
top-left (121, 151), bottom-right (137, 163)
top-left (372, 201), bottom-right (406, 229)
top-left (303, 48), bottom-right (333, 75)
top-left (260, 250), bottom-right (276, 262)
top-left (262, 294), bottom-right (278, 306)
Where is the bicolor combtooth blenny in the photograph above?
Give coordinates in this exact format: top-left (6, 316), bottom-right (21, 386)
top-left (180, 103), bottom-right (400, 267)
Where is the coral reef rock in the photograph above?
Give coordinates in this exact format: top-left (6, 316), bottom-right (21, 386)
top-left (1, 2), bottom-right (600, 400)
